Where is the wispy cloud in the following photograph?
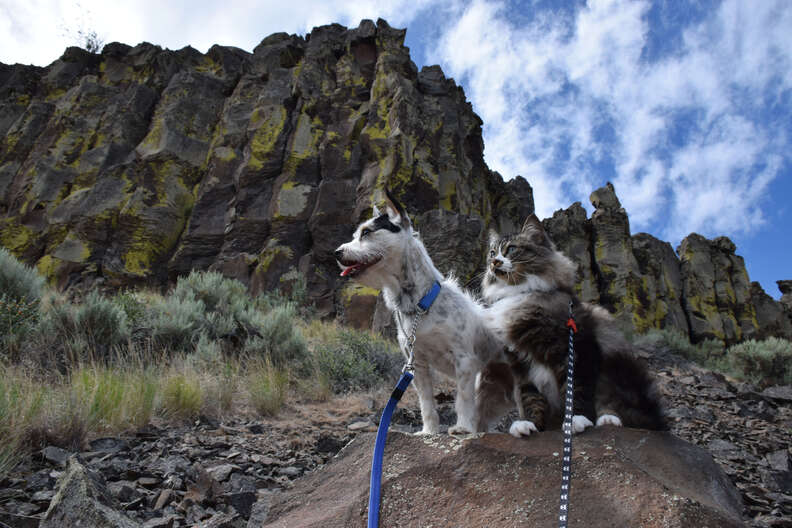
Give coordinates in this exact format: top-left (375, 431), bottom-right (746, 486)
top-left (432, 0), bottom-right (792, 241)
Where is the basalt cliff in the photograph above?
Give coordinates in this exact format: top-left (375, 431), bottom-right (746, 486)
top-left (0, 19), bottom-right (789, 343)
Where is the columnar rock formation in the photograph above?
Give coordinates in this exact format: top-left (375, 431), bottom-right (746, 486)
top-left (1, 20), bottom-right (789, 342)
top-left (545, 183), bottom-right (792, 343)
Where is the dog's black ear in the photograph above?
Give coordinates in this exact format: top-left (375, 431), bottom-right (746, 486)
top-left (384, 187), bottom-right (411, 229)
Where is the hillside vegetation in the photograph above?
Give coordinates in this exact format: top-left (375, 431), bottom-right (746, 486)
top-left (0, 248), bottom-right (401, 481)
top-left (2, 247), bottom-right (791, 483)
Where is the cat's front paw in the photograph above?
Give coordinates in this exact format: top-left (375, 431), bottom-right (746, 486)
top-left (596, 414), bottom-right (622, 427)
top-left (572, 415), bottom-right (593, 434)
top-left (509, 420), bottom-right (538, 438)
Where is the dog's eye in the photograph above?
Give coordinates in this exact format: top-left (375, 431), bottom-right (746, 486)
top-left (360, 228), bottom-right (372, 238)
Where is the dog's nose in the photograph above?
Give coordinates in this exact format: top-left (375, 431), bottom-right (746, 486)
top-left (492, 259), bottom-right (502, 268)
top-left (334, 248), bottom-right (344, 261)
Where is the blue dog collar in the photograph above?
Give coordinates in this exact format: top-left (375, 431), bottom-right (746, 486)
top-left (417, 280), bottom-right (442, 312)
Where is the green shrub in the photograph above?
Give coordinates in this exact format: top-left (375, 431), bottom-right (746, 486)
top-left (635, 328), bottom-right (724, 364)
top-left (172, 270), bottom-right (260, 340)
top-left (257, 273), bottom-right (309, 314)
top-left (0, 248), bottom-right (44, 302)
top-left (0, 249), bottom-right (44, 358)
top-left (145, 293), bottom-right (204, 353)
top-left (0, 294), bottom-right (39, 359)
top-left (723, 338), bottom-right (792, 388)
top-left (312, 326), bottom-right (401, 393)
top-left (37, 292), bottom-right (130, 364)
top-left (244, 303), bottom-right (308, 368)
top-left (112, 290), bottom-right (147, 328)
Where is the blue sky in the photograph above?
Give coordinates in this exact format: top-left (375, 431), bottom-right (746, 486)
top-left (1, 0), bottom-right (790, 298)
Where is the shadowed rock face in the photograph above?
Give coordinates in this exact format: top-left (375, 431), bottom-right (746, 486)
top-left (0, 21), bottom-right (788, 339)
top-left (0, 19), bottom-right (532, 322)
top-left (260, 429), bottom-right (745, 528)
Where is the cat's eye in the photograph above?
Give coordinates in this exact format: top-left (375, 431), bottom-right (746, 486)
top-left (489, 249), bottom-right (496, 258)
top-left (506, 246), bottom-right (517, 256)
top-left (360, 228), bottom-right (372, 238)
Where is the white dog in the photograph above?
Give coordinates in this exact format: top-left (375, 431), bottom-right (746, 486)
top-left (334, 190), bottom-right (504, 434)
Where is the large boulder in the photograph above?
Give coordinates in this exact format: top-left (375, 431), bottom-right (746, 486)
top-left (41, 456), bottom-right (141, 528)
top-left (261, 429), bottom-right (745, 527)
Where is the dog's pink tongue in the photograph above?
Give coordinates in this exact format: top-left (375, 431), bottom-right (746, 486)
top-left (340, 264), bottom-right (361, 277)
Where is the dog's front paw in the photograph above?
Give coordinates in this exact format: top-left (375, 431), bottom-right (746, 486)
top-left (414, 425), bottom-right (440, 436)
top-left (509, 420), bottom-right (538, 438)
top-left (572, 415), bottom-right (593, 434)
top-left (596, 414), bottom-right (622, 427)
top-left (448, 424), bottom-right (473, 436)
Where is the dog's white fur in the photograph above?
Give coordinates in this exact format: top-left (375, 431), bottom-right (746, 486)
top-left (335, 197), bottom-right (504, 434)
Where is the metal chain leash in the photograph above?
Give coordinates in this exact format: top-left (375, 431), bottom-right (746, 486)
top-left (401, 307), bottom-right (426, 373)
top-left (559, 300), bottom-right (576, 528)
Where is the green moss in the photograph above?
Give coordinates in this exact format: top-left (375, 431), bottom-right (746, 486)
top-left (194, 56), bottom-right (220, 76)
top-left (35, 255), bottom-right (59, 284)
top-left (120, 163), bottom-right (195, 276)
top-left (255, 243), bottom-right (294, 276)
top-left (439, 178), bottom-right (456, 211)
top-left (281, 113), bottom-right (323, 175)
top-left (340, 283), bottom-right (380, 305)
top-left (140, 117), bottom-right (164, 150)
top-left (249, 106), bottom-right (288, 170)
top-left (0, 222), bottom-right (35, 254)
top-left (15, 94), bottom-right (30, 106)
top-left (45, 88), bottom-right (66, 102)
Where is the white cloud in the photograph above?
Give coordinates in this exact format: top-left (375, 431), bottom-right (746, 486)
top-left (433, 0), bottom-right (792, 244)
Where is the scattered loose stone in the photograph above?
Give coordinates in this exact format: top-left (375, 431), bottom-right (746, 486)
top-left (41, 446), bottom-right (71, 467)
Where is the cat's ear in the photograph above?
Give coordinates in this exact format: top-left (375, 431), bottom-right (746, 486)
top-left (384, 187), bottom-right (411, 229)
top-left (521, 214), bottom-right (543, 234)
top-left (488, 229), bottom-right (500, 247)
top-left (520, 214), bottom-right (548, 244)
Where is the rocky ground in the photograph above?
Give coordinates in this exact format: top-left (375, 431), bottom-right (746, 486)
top-left (0, 348), bottom-right (789, 528)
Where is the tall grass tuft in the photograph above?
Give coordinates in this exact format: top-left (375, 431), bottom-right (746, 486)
top-left (161, 371), bottom-right (203, 420)
top-left (0, 368), bottom-right (46, 481)
top-left (247, 359), bottom-right (288, 416)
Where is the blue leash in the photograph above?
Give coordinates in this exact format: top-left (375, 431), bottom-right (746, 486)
top-left (367, 371), bottom-right (413, 528)
top-left (367, 281), bottom-right (441, 528)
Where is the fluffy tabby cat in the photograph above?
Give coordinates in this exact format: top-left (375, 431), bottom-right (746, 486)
top-left (475, 214), bottom-right (666, 437)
